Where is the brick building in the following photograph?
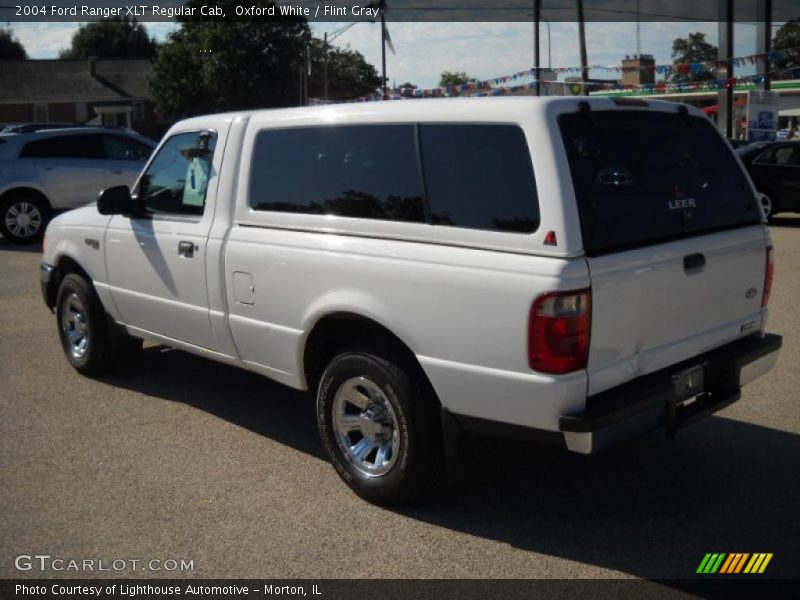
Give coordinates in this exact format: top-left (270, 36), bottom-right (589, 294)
top-left (0, 58), bottom-right (165, 139)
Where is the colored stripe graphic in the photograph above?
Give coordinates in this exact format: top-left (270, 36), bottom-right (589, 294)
top-left (697, 554), bottom-right (713, 573)
top-left (719, 553), bottom-right (749, 573)
top-left (700, 553), bottom-right (774, 574)
top-left (719, 554), bottom-right (735, 574)
top-left (744, 553), bottom-right (774, 574)
top-left (697, 553), bottom-right (727, 573)
top-left (709, 553), bottom-right (726, 573)
top-left (733, 553), bottom-right (750, 573)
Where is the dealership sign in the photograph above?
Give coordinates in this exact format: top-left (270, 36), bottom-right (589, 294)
top-left (747, 90), bottom-right (779, 142)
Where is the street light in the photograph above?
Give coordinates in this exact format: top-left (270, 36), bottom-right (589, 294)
top-left (541, 17), bottom-right (552, 69)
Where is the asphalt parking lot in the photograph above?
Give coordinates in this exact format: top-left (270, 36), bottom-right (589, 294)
top-left (1, 220), bottom-right (798, 582)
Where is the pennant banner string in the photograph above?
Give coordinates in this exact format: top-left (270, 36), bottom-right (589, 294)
top-left (310, 46), bottom-right (800, 104)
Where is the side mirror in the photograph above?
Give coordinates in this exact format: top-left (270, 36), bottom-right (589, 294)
top-left (97, 185), bottom-right (135, 216)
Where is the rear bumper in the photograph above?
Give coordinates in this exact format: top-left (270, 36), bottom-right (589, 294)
top-left (559, 333), bottom-right (782, 454)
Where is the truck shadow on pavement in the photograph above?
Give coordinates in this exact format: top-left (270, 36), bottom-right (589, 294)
top-left (404, 421), bottom-right (800, 580)
top-left (105, 345), bottom-right (325, 460)
top-left (105, 345), bottom-right (799, 581)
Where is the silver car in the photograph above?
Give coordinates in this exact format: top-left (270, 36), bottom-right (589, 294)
top-left (0, 127), bottom-right (155, 243)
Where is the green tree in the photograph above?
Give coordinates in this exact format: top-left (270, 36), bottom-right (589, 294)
top-left (307, 39), bottom-right (380, 102)
top-left (670, 32), bottom-right (718, 82)
top-left (773, 19), bottom-right (800, 80)
top-left (439, 71), bottom-right (477, 88)
top-left (149, 1), bottom-right (309, 119)
top-left (59, 17), bottom-right (157, 60)
top-left (0, 27), bottom-right (27, 60)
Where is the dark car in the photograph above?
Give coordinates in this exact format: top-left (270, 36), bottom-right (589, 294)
top-left (737, 141), bottom-right (800, 221)
top-left (728, 138), bottom-right (753, 149)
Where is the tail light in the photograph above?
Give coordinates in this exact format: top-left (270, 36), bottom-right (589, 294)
top-left (762, 245), bottom-right (774, 307)
top-left (528, 289), bottom-right (591, 374)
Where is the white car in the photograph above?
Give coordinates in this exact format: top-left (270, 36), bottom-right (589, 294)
top-left (41, 98), bottom-right (781, 504)
top-left (0, 127), bottom-right (154, 243)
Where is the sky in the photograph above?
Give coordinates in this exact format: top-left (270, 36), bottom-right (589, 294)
top-left (6, 20), bottom-right (784, 89)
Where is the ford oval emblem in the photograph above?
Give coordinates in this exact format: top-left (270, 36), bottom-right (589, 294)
top-left (746, 287), bottom-right (758, 299)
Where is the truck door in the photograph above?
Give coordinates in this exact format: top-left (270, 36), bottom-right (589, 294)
top-left (104, 129), bottom-right (222, 350)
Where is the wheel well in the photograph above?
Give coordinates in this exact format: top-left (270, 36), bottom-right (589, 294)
top-left (45, 256), bottom-right (92, 308)
top-left (303, 313), bottom-right (439, 404)
top-left (0, 187), bottom-right (52, 211)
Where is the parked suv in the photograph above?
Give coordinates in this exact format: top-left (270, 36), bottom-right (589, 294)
top-left (0, 127), bottom-right (155, 243)
top-left (41, 98), bottom-right (781, 504)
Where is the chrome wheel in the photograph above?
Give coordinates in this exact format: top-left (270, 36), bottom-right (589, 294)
top-left (332, 377), bottom-right (400, 478)
top-left (61, 293), bottom-right (90, 359)
top-left (759, 193), bottom-right (773, 220)
top-left (4, 201), bottom-right (42, 239)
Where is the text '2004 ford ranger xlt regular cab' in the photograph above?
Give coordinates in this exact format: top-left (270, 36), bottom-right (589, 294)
top-left (41, 98), bottom-right (781, 504)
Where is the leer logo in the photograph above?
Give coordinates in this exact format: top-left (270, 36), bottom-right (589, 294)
top-left (697, 553), bottom-right (773, 574)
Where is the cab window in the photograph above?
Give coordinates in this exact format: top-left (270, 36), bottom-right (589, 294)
top-left (138, 131), bottom-right (216, 217)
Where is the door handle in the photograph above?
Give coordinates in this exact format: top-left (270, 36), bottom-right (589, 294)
top-left (684, 253), bottom-right (705, 272)
top-left (178, 241), bottom-right (195, 258)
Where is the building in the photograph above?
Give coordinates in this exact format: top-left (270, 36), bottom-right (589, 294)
top-left (589, 78), bottom-right (800, 136)
top-left (621, 54), bottom-right (656, 87)
top-left (0, 58), bottom-right (165, 138)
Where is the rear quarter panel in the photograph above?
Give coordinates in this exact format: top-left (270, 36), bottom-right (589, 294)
top-left (224, 227), bottom-right (591, 430)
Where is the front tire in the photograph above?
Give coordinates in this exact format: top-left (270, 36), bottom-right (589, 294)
top-left (316, 350), bottom-right (440, 505)
top-left (0, 193), bottom-right (51, 244)
top-left (56, 274), bottom-right (114, 375)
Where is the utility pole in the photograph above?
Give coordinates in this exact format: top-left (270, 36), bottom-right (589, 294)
top-left (577, 0), bottom-right (588, 85)
top-left (636, 0), bottom-right (641, 55)
top-left (718, 0), bottom-right (734, 138)
top-left (380, 0), bottom-right (388, 100)
top-left (756, 0), bottom-right (772, 90)
top-left (323, 32), bottom-right (329, 102)
top-left (299, 44), bottom-right (310, 106)
top-left (534, 0), bottom-right (541, 96)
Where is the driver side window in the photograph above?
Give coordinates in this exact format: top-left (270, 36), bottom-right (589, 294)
top-left (138, 131), bottom-right (216, 217)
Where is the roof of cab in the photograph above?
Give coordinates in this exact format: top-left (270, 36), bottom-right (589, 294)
top-left (175, 96), bottom-right (701, 129)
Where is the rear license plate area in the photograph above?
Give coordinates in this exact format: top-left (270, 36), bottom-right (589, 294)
top-left (671, 364), bottom-right (706, 401)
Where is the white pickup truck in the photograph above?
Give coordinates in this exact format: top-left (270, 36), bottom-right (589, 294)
top-left (41, 97), bottom-right (781, 504)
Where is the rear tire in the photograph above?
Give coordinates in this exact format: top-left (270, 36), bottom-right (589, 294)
top-left (0, 192), bottom-right (51, 244)
top-left (316, 349), bottom-right (440, 505)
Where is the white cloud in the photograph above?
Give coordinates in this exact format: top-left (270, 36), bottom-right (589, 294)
top-left (11, 23), bottom-right (81, 58)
